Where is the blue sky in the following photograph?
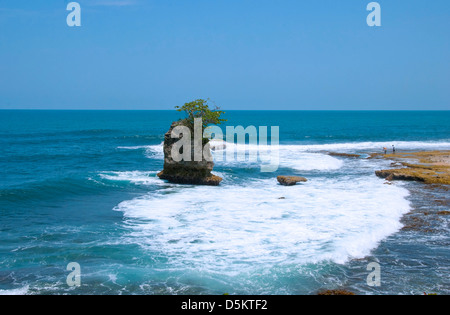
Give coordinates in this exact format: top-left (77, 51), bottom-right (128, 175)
top-left (0, 0), bottom-right (449, 110)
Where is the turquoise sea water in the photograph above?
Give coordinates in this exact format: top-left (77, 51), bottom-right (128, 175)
top-left (0, 110), bottom-right (449, 295)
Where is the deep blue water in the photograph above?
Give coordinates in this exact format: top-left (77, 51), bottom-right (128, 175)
top-left (0, 110), bottom-right (449, 295)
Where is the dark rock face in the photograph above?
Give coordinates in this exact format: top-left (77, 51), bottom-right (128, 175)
top-left (327, 152), bottom-right (361, 158)
top-left (157, 171), bottom-right (222, 186)
top-left (157, 121), bottom-right (223, 186)
top-left (375, 170), bottom-right (426, 182)
top-left (277, 176), bottom-right (308, 186)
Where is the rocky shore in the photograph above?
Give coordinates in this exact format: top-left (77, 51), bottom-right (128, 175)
top-left (373, 151), bottom-right (450, 185)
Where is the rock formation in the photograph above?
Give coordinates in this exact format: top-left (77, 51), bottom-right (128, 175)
top-left (157, 121), bottom-right (223, 186)
top-left (374, 151), bottom-right (450, 185)
top-left (375, 170), bottom-right (426, 182)
top-left (327, 152), bottom-right (361, 158)
top-left (277, 176), bottom-right (308, 186)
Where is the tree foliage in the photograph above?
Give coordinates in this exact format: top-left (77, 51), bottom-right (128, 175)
top-left (175, 99), bottom-right (227, 131)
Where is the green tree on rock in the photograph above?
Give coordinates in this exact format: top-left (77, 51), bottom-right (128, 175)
top-left (175, 99), bottom-right (227, 133)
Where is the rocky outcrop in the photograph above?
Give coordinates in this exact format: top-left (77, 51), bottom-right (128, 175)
top-left (375, 170), bottom-right (426, 182)
top-left (327, 152), bottom-right (361, 158)
top-left (277, 176), bottom-right (308, 186)
top-left (374, 151), bottom-right (450, 185)
top-left (375, 163), bottom-right (449, 185)
top-left (157, 121), bottom-right (223, 186)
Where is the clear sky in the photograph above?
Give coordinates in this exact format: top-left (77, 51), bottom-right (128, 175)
top-left (0, 0), bottom-right (449, 110)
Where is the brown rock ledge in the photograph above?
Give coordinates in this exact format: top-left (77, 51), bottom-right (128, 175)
top-left (277, 176), bottom-right (308, 186)
top-left (327, 152), bottom-right (361, 158)
top-left (374, 151), bottom-right (450, 185)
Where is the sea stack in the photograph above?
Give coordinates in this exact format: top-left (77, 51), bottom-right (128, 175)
top-left (157, 121), bottom-right (223, 186)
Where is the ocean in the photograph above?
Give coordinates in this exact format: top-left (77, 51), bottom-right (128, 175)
top-left (0, 110), bottom-right (449, 295)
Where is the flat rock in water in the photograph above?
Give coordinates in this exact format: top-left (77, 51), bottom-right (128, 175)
top-left (277, 176), bottom-right (308, 186)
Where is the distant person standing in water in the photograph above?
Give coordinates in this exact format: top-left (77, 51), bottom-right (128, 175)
top-left (392, 145), bottom-right (396, 154)
top-left (384, 147), bottom-right (387, 154)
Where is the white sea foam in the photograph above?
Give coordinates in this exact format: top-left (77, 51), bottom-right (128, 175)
top-left (122, 140), bottom-right (450, 172)
top-left (120, 140), bottom-right (450, 154)
top-left (210, 142), bottom-right (342, 171)
top-left (115, 175), bottom-right (411, 273)
top-left (111, 139), bottom-right (447, 273)
top-left (0, 286), bottom-right (29, 295)
top-left (116, 145), bottom-right (149, 150)
top-left (117, 143), bottom-right (164, 159)
top-left (278, 149), bottom-right (344, 171)
top-left (99, 171), bottom-right (161, 186)
top-left (222, 140), bottom-right (450, 156)
top-left (143, 144), bottom-right (164, 159)
top-left (282, 141), bottom-right (450, 152)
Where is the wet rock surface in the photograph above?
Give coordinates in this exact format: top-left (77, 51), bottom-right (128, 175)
top-left (277, 176), bottom-right (308, 186)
